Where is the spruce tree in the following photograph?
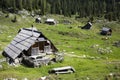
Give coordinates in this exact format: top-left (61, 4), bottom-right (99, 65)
top-left (0, 0), bottom-right (119, 21)
top-left (41, 0), bottom-right (47, 15)
top-left (18, 0), bottom-right (23, 10)
top-left (13, 0), bottom-right (16, 12)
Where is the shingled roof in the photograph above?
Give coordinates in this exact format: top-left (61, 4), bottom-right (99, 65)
top-left (4, 28), bottom-right (58, 59)
top-left (102, 27), bottom-right (111, 31)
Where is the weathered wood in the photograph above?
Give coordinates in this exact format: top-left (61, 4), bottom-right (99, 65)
top-left (3, 27), bottom-right (58, 62)
top-left (55, 71), bottom-right (73, 74)
top-left (11, 40), bottom-right (29, 50)
top-left (55, 52), bottom-right (64, 62)
top-left (5, 47), bottom-right (18, 59)
top-left (49, 66), bottom-right (75, 74)
top-left (21, 29), bottom-right (40, 37)
top-left (7, 44), bottom-right (21, 54)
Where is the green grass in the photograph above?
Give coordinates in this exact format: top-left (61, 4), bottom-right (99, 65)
top-left (0, 14), bottom-right (120, 80)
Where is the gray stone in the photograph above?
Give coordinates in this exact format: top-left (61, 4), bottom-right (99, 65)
top-left (4, 78), bottom-right (17, 80)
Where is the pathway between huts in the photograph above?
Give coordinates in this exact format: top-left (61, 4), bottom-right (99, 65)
top-left (64, 53), bottom-right (99, 59)
top-left (65, 53), bottom-right (86, 58)
top-left (65, 53), bottom-right (120, 65)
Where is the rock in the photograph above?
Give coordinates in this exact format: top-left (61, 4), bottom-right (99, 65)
top-left (4, 78), bottom-right (17, 80)
top-left (22, 15), bottom-right (26, 19)
top-left (113, 41), bottom-right (120, 47)
top-left (22, 78), bottom-right (28, 80)
top-left (39, 76), bottom-right (50, 80)
top-left (8, 36), bottom-right (12, 38)
top-left (101, 37), bottom-right (109, 40)
top-left (91, 44), bottom-right (99, 48)
top-left (97, 47), bottom-right (112, 54)
top-left (71, 52), bottom-right (74, 53)
top-left (86, 77), bottom-right (90, 80)
top-left (18, 9), bottom-right (30, 16)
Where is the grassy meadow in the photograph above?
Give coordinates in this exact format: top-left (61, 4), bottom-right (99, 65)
top-left (0, 13), bottom-right (120, 80)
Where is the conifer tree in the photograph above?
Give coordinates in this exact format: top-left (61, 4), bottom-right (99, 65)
top-left (18, 0), bottom-right (23, 10)
top-left (40, 0), bottom-right (47, 15)
top-left (13, 0), bottom-right (16, 12)
top-left (27, 0), bottom-right (32, 11)
top-left (0, 0), bottom-right (120, 21)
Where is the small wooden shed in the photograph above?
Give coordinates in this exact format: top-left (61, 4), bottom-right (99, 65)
top-left (2, 27), bottom-right (58, 63)
top-left (81, 22), bottom-right (92, 29)
top-left (35, 17), bottom-right (41, 23)
top-left (45, 18), bottom-right (56, 25)
top-left (100, 27), bottom-right (112, 35)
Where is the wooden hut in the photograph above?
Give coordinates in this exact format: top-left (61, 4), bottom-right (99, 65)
top-left (35, 17), bottom-right (41, 23)
top-left (81, 22), bottom-right (92, 29)
top-left (2, 27), bottom-right (58, 64)
top-left (100, 27), bottom-right (112, 35)
top-left (45, 18), bottom-right (56, 25)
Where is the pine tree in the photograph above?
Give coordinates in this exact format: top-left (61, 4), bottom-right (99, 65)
top-left (40, 0), bottom-right (47, 15)
top-left (22, 0), bottom-right (27, 9)
top-left (35, 0), bottom-right (39, 9)
top-left (13, 0), bottom-right (16, 12)
top-left (0, 0), bottom-right (119, 21)
top-left (18, 0), bottom-right (23, 10)
top-left (55, 0), bottom-right (61, 14)
top-left (27, 0), bottom-right (32, 11)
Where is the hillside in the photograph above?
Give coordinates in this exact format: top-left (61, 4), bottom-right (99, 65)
top-left (0, 13), bottom-right (120, 80)
top-left (0, 0), bottom-right (120, 21)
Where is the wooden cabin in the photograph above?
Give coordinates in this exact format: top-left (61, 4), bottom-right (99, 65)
top-left (45, 18), bottom-right (56, 25)
top-left (81, 22), bottom-right (92, 29)
top-left (2, 27), bottom-right (58, 64)
top-left (35, 17), bottom-right (41, 23)
top-left (100, 27), bottom-right (112, 35)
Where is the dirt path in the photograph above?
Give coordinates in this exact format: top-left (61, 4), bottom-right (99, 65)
top-left (64, 53), bottom-right (87, 58)
top-left (64, 53), bottom-right (100, 60)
